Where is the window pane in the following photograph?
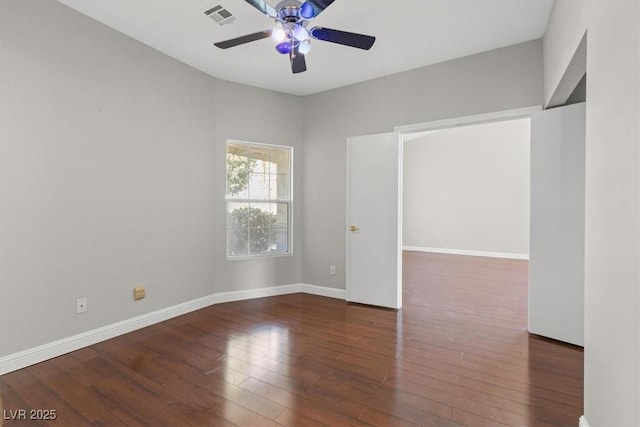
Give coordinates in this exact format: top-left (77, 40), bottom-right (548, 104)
top-left (227, 202), bottom-right (250, 229)
top-left (269, 149), bottom-right (290, 175)
top-left (274, 203), bottom-right (288, 227)
top-left (248, 173), bottom-right (270, 200)
top-left (228, 228), bottom-right (249, 256)
top-left (266, 173), bottom-right (290, 200)
top-left (249, 227), bottom-right (273, 254)
top-left (270, 228), bottom-right (288, 253)
top-left (248, 203), bottom-right (275, 229)
top-left (248, 147), bottom-right (269, 174)
top-left (274, 174), bottom-right (291, 200)
top-left (226, 152), bottom-right (249, 198)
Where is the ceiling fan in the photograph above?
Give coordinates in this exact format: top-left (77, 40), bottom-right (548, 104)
top-left (214, 0), bottom-right (376, 74)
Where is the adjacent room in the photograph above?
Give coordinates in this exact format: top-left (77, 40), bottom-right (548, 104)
top-left (1, 0), bottom-right (638, 426)
top-left (402, 119), bottom-right (531, 261)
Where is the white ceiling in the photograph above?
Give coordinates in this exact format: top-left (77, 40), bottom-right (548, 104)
top-left (59, 0), bottom-right (554, 96)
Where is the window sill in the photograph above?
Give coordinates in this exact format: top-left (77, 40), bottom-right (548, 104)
top-left (227, 252), bottom-right (293, 261)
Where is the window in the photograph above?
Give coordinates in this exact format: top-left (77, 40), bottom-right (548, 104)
top-left (226, 141), bottom-right (292, 258)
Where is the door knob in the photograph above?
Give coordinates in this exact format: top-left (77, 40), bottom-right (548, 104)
top-left (350, 225), bottom-right (360, 232)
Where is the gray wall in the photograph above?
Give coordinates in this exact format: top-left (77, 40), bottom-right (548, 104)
top-left (302, 39), bottom-right (543, 288)
top-left (0, 0), bottom-right (303, 356)
top-left (544, 1), bottom-right (640, 425)
top-left (403, 119), bottom-right (530, 255)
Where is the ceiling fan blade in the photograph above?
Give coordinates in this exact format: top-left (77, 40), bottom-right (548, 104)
top-left (244, 0), bottom-right (277, 18)
top-left (310, 27), bottom-right (375, 50)
top-left (214, 30), bottom-right (272, 49)
top-left (290, 45), bottom-right (307, 74)
top-left (300, 0), bottom-right (335, 19)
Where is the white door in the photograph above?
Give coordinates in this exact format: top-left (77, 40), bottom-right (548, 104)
top-left (346, 132), bottom-right (402, 309)
top-left (529, 102), bottom-right (585, 346)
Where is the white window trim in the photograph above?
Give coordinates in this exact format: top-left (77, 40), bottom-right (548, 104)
top-left (225, 140), bottom-right (293, 260)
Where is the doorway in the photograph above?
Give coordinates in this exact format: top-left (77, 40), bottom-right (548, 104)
top-left (401, 118), bottom-right (531, 261)
top-left (399, 116), bottom-right (533, 358)
top-left (346, 106), bottom-right (539, 310)
top-left (398, 104), bottom-right (585, 346)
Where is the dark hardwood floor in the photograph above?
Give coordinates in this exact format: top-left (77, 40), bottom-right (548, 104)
top-left (0, 252), bottom-right (583, 426)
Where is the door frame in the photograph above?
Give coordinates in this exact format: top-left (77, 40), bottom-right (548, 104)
top-left (346, 105), bottom-right (542, 310)
top-left (394, 106), bottom-right (542, 135)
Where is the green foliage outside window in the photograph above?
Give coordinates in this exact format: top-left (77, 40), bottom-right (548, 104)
top-left (226, 153), bottom-right (257, 196)
top-left (228, 206), bottom-right (277, 255)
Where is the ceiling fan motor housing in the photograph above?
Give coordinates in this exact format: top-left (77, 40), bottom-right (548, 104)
top-left (279, 7), bottom-right (300, 23)
top-left (276, 0), bottom-right (306, 23)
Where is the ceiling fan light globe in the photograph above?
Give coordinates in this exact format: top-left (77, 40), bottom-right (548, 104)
top-left (298, 40), bottom-right (311, 54)
top-left (275, 41), bottom-right (292, 54)
top-left (292, 24), bottom-right (310, 41)
top-left (272, 28), bottom-right (286, 42)
top-left (300, 1), bottom-right (315, 19)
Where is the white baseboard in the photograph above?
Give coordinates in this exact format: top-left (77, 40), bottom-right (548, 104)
top-left (579, 415), bottom-right (589, 427)
top-left (0, 283), bottom-right (345, 375)
top-left (302, 284), bottom-right (346, 300)
top-left (403, 246), bottom-right (529, 260)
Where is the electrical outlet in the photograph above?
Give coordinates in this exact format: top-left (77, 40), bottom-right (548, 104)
top-left (329, 265), bottom-right (336, 275)
top-left (76, 297), bottom-right (87, 314)
top-left (133, 286), bottom-right (145, 301)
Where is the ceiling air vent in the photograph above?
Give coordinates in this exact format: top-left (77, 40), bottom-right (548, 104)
top-left (204, 5), bottom-right (236, 26)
